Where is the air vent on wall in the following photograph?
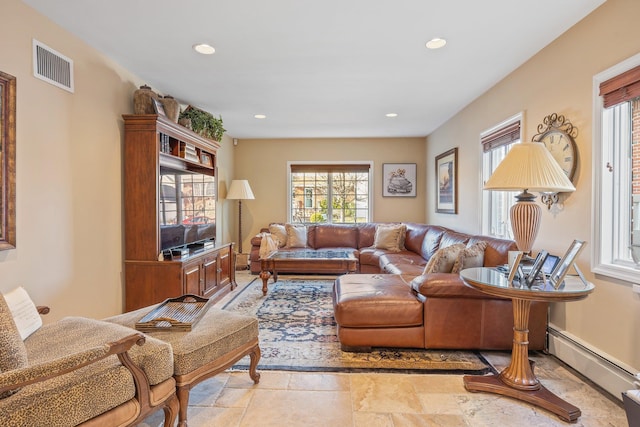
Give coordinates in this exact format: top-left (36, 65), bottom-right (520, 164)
top-left (33, 39), bottom-right (74, 93)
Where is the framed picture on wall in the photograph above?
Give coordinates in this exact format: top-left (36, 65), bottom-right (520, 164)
top-left (382, 163), bottom-right (417, 197)
top-left (435, 147), bottom-right (458, 214)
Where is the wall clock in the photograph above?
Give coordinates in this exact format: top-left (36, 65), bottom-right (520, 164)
top-left (532, 113), bottom-right (579, 208)
top-left (533, 113), bottom-right (578, 181)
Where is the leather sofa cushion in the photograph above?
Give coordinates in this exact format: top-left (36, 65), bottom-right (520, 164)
top-left (403, 223), bottom-right (430, 254)
top-left (410, 273), bottom-right (507, 300)
top-left (312, 224), bottom-right (358, 249)
top-left (356, 223), bottom-right (377, 248)
top-left (333, 275), bottom-right (423, 328)
top-left (467, 235), bottom-right (517, 267)
top-left (440, 230), bottom-right (470, 248)
top-left (420, 226), bottom-right (447, 260)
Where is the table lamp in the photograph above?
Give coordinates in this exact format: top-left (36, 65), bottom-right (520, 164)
top-left (226, 179), bottom-right (255, 255)
top-left (484, 142), bottom-right (575, 254)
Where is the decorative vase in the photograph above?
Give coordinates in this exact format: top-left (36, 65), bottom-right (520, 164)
top-left (133, 84), bottom-right (158, 114)
top-left (161, 95), bottom-right (180, 123)
top-left (178, 117), bottom-right (192, 130)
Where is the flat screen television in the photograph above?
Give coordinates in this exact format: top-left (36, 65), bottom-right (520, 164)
top-left (159, 169), bottom-right (216, 251)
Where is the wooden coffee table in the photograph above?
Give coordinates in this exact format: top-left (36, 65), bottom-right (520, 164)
top-left (259, 249), bottom-right (357, 295)
top-left (459, 267), bottom-right (594, 422)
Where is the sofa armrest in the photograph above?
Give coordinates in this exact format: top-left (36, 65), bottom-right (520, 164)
top-left (0, 333), bottom-right (145, 395)
top-left (410, 273), bottom-right (508, 300)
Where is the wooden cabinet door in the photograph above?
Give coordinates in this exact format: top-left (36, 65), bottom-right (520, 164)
top-left (201, 253), bottom-right (219, 298)
top-left (183, 261), bottom-right (201, 295)
top-left (218, 246), bottom-right (232, 288)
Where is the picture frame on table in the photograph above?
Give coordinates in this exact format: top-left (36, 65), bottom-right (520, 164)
top-left (382, 163), bottom-right (416, 197)
top-left (507, 251), bottom-right (524, 283)
top-left (550, 240), bottom-right (586, 289)
top-left (524, 250), bottom-right (548, 287)
top-left (435, 148), bottom-right (458, 214)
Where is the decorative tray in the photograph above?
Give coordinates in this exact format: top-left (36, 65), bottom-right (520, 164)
top-left (135, 294), bottom-right (210, 332)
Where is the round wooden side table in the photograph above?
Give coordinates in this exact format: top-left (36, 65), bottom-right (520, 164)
top-left (460, 267), bottom-right (594, 422)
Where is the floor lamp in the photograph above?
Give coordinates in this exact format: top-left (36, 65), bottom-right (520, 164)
top-left (226, 179), bottom-right (255, 269)
top-left (484, 142), bottom-right (575, 254)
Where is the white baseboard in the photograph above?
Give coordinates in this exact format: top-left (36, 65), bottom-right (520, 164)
top-left (547, 324), bottom-right (638, 401)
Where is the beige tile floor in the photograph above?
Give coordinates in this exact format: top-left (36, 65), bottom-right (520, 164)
top-left (140, 272), bottom-right (628, 427)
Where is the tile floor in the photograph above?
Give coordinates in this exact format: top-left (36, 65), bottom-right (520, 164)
top-left (140, 272), bottom-right (628, 427)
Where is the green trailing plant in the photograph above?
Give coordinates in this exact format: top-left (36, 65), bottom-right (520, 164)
top-left (179, 105), bottom-right (226, 142)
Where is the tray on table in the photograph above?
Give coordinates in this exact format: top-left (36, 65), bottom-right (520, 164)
top-left (135, 294), bottom-right (211, 332)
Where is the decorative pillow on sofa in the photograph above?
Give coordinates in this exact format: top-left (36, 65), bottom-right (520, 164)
top-left (269, 224), bottom-right (287, 248)
top-left (423, 243), bottom-right (465, 273)
top-left (4, 286), bottom-right (42, 340)
top-left (373, 223), bottom-right (406, 252)
top-left (0, 293), bottom-right (28, 398)
top-left (285, 223), bottom-right (307, 248)
top-left (451, 241), bottom-right (487, 273)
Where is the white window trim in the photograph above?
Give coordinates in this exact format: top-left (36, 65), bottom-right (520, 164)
top-left (479, 112), bottom-right (524, 236)
top-left (286, 160), bottom-right (374, 224)
top-left (592, 53), bottom-right (640, 284)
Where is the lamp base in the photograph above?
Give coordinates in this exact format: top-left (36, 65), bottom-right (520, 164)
top-left (235, 253), bottom-right (249, 271)
top-left (510, 197), bottom-right (541, 255)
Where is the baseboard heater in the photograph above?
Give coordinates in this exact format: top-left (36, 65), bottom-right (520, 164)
top-left (547, 324), bottom-right (637, 401)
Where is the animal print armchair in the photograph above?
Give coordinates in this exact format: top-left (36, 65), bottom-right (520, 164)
top-left (0, 289), bottom-right (178, 427)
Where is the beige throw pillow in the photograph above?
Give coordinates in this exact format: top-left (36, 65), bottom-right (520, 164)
top-left (373, 224), bottom-right (406, 252)
top-left (285, 224), bottom-right (307, 248)
top-left (423, 243), bottom-right (466, 273)
top-left (451, 241), bottom-right (487, 273)
top-left (0, 293), bottom-right (28, 398)
top-left (269, 224), bottom-right (287, 248)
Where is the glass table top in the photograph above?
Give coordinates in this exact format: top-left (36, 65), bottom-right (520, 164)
top-left (460, 267), bottom-right (595, 301)
top-left (267, 249), bottom-right (357, 260)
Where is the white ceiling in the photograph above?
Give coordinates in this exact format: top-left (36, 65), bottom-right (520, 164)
top-left (23, 0), bottom-right (605, 139)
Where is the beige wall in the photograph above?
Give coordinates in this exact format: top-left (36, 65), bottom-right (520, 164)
top-left (232, 137), bottom-right (426, 251)
top-left (426, 0), bottom-right (640, 369)
top-left (0, 0), bottom-right (235, 321)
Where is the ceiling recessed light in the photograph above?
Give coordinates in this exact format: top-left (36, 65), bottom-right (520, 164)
top-left (254, 114), bottom-right (266, 119)
top-left (426, 38), bottom-right (447, 49)
top-left (193, 43), bottom-right (216, 55)
top-left (385, 113), bottom-right (398, 118)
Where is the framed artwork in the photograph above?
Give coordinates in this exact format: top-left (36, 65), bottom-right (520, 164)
top-left (435, 147), bottom-right (458, 213)
top-left (0, 71), bottom-right (16, 251)
top-left (382, 163), bottom-right (416, 197)
top-left (550, 240), bottom-right (586, 289)
top-left (200, 152), bottom-right (213, 167)
top-left (152, 98), bottom-right (166, 116)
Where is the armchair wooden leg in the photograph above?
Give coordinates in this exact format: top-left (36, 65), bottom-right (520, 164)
top-left (163, 394), bottom-right (179, 427)
top-left (176, 385), bottom-right (191, 427)
top-left (249, 344), bottom-right (261, 383)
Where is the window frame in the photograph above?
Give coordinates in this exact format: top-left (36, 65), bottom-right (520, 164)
top-left (592, 53), bottom-right (640, 284)
top-left (480, 113), bottom-right (523, 239)
top-left (287, 160), bottom-right (374, 224)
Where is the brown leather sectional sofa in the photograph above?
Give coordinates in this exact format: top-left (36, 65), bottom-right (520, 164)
top-left (249, 222), bottom-right (548, 351)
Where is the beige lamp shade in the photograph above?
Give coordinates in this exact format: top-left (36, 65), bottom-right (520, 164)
top-left (484, 142), bottom-right (575, 193)
top-left (226, 179), bottom-right (255, 200)
top-left (484, 142), bottom-right (575, 254)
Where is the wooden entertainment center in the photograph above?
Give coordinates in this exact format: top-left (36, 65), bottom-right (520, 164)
top-left (123, 114), bottom-right (235, 311)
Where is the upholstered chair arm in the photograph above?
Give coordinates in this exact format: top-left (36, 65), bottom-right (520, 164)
top-left (0, 333), bottom-right (145, 395)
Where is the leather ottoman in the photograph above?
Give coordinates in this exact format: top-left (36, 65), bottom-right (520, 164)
top-left (332, 274), bottom-right (425, 351)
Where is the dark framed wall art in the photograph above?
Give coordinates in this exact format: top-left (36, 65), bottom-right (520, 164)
top-left (382, 163), bottom-right (416, 197)
top-left (435, 147), bottom-right (458, 214)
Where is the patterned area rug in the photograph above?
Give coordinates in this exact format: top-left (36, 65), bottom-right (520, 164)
top-left (224, 278), bottom-right (493, 374)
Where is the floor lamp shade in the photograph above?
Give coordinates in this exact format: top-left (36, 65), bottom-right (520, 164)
top-left (226, 180), bottom-right (255, 254)
top-left (484, 142), bottom-right (575, 253)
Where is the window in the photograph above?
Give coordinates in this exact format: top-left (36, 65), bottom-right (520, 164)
top-left (593, 56), bottom-right (640, 283)
top-left (288, 162), bottom-right (372, 224)
top-left (481, 115), bottom-right (522, 239)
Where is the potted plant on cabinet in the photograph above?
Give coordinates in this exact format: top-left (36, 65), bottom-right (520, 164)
top-left (178, 105), bottom-right (226, 142)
